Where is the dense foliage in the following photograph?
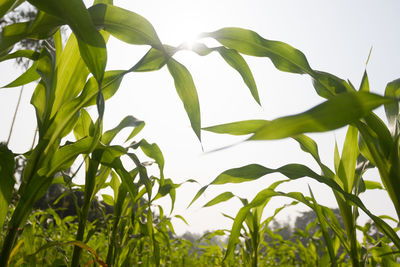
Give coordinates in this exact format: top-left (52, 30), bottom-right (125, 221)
top-left (0, 0), bottom-right (399, 266)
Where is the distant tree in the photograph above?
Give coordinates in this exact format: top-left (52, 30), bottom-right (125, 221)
top-left (294, 208), bottom-right (344, 236)
top-left (33, 183), bottom-right (114, 222)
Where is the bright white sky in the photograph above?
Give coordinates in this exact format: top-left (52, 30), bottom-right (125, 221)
top-left (1, 0), bottom-right (400, 235)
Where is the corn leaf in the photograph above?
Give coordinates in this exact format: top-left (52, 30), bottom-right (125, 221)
top-left (203, 192), bottom-right (235, 207)
top-left (364, 180), bottom-right (384, 190)
top-left (203, 120), bottom-right (266, 135)
top-left (0, 50), bottom-right (40, 62)
top-left (0, 144), bottom-right (15, 231)
top-left (0, 11), bottom-right (63, 55)
top-left (2, 61), bottom-right (40, 88)
top-left (167, 58), bottom-right (201, 141)
top-left (202, 27), bottom-right (353, 98)
top-left (132, 139), bottom-right (165, 180)
top-left (338, 125), bottom-right (359, 193)
top-left (359, 71), bottom-right (369, 92)
top-left (28, 0), bottom-right (107, 83)
top-left (217, 47), bottom-right (259, 104)
top-left (384, 78), bottom-right (400, 134)
top-left (191, 43), bottom-right (260, 104)
top-left (250, 92), bottom-right (394, 140)
top-left (73, 109), bottom-right (94, 140)
top-left (89, 4), bottom-right (162, 48)
top-left (44, 70), bottom-right (124, 148)
top-left (101, 116), bottom-right (144, 145)
top-left (203, 27), bottom-right (313, 75)
top-left (51, 34), bottom-right (90, 118)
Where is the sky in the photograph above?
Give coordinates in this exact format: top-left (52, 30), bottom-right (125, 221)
top-left (1, 0), bottom-right (400, 235)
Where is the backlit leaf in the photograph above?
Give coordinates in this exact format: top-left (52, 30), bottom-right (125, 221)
top-left (101, 116), bottom-right (144, 145)
top-left (364, 180), bottom-right (384, 190)
top-left (250, 92), bottom-right (394, 140)
top-left (2, 61), bottom-right (40, 88)
top-left (203, 192), bottom-right (235, 207)
top-left (384, 78), bottom-right (400, 134)
top-left (28, 0), bottom-right (107, 83)
top-left (0, 11), bottom-right (63, 55)
top-left (167, 58), bottom-right (201, 140)
top-left (216, 47), bottom-right (259, 104)
top-left (89, 4), bottom-right (162, 48)
top-left (0, 50), bottom-right (40, 62)
top-left (203, 27), bottom-right (313, 75)
top-left (203, 120), bottom-right (266, 135)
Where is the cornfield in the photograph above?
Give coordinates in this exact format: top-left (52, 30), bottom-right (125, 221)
top-left (0, 0), bottom-right (399, 266)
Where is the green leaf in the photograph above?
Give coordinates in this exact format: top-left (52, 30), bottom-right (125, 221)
top-left (74, 109), bottom-right (94, 140)
top-left (44, 70), bottom-right (124, 148)
top-left (364, 180), bottom-right (384, 190)
top-left (211, 164), bottom-right (272, 184)
top-left (89, 4), bottom-right (162, 48)
top-left (38, 137), bottom-right (95, 177)
top-left (125, 120), bottom-right (145, 142)
top-left (101, 116), bottom-right (144, 145)
top-left (203, 192), bottom-right (235, 207)
top-left (250, 92), bottom-right (394, 140)
top-left (0, 11), bottom-right (63, 55)
top-left (203, 120), bottom-right (266, 135)
top-left (129, 47), bottom-right (171, 72)
top-left (167, 58), bottom-right (201, 140)
top-left (292, 134), bottom-right (321, 163)
top-left (0, 144), bottom-right (15, 231)
top-left (51, 34), bottom-right (90, 118)
top-left (191, 43), bottom-right (260, 104)
top-left (384, 78), bottom-right (400, 134)
top-left (28, 0), bottom-right (107, 83)
top-left (132, 139), bottom-right (165, 179)
top-left (202, 28), bottom-right (353, 98)
top-left (203, 27), bottom-right (313, 75)
top-left (216, 47), bottom-right (259, 104)
top-left (188, 185), bottom-right (208, 208)
top-left (2, 61), bottom-right (40, 88)
top-left (204, 120), bottom-right (326, 168)
top-left (359, 70), bottom-right (369, 92)
top-left (30, 81), bottom-right (46, 133)
top-left (174, 215), bottom-right (189, 225)
top-left (102, 194), bottom-right (114, 206)
top-left (0, 50), bottom-right (40, 62)
top-left (311, 70), bottom-right (353, 98)
top-left (338, 125), bottom-right (359, 193)
top-left (364, 113), bottom-right (394, 157)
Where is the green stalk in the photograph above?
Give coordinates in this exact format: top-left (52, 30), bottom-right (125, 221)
top-left (0, 226), bottom-right (18, 266)
top-left (106, 185), bottom-right (127, 265)
top-left (71, 152), bottom-right (101, 267)
top-left (336, 194), bottom-right (360, 267)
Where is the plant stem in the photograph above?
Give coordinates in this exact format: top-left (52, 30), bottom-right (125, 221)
top-left (0, 226), bottom-right (18, 266)
top-left (71, 152), bottom-right (101, 267)
top-left (7, 85), bottom-right (24, 146)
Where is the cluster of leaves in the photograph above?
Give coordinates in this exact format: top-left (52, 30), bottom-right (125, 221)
top-left (188, 23), bottom-right (400, 267)
top-left (0, 0), bottom-right (269, 266)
